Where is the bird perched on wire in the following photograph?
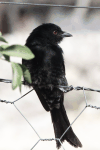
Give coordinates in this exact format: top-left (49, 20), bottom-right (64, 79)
top-left (22, 23), bottom-right (82, 149)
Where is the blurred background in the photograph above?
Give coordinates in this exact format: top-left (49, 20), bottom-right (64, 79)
top-left (0, 0), bottom-right (100, 150)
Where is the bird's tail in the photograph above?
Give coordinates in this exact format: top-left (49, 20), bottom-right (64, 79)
top-left (50, 104), bottom-right (82, 149)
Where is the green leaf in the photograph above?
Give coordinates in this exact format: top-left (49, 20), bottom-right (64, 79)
top-left (0, 46), bottom-right (10, 61)
top-left (3, 55), bottom-right (10, 61)
top-left (0, 53), bottom-right (2, 58)
top-left (20, 64), bottom-right (32, 84)
top-left (0, 46), bottom-right (3, 51)
top-left (0, 46), bottom-right (3, 58)
top-left (1, 44), bottom-right (9, 49)
top-left (1, 45), bottom-right (35, 60)
top-left (0, 36), bottom-right (8, 43)
top-left (0, 32), bottom-right (2, 36)
top-left (11, 62), bottom-right (23, 90)
top-left (19, 83), bottom-right (22, 92)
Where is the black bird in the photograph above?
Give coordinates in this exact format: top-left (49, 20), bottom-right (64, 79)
top-left (22, 23), bottom-right (82, 148)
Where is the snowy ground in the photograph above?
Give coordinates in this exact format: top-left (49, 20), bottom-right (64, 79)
top-left (0, 31), bottom-right (100, 150)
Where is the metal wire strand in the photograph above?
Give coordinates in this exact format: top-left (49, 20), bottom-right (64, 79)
top-left (60, 106), bottom-right (87, 140)
top-left (13, 103), bottom-right (41, 139)
top-left (1, 78), bottom-right (100, 93)
top-left (0, 1), bottom-right (100, 9)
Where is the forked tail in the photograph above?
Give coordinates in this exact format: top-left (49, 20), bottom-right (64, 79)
top-left (50, 104), bottom-right (82, 148)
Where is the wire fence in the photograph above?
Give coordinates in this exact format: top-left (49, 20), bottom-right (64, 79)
top-left (0, 78), bottom-right (100, 150)
top-left (0, 1), bottom-right (100, 150)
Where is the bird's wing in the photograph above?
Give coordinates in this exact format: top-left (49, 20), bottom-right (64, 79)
top-left (58, 77), bottom-right (68, 93)
top-left (57, 61), bottom-right (68, 93)
top-left (34, 86), bottom-right (50, 111)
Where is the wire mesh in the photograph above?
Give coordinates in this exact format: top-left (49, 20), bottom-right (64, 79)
top-left (0, 78), bottom-right (100, 149)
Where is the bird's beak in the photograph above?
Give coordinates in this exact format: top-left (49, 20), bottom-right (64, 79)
top-left (62, 32), bottom-right (72, 37)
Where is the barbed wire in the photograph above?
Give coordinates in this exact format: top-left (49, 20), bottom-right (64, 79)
top-left (0, 1), bottom-right (100, 9)
top-left (0, 77), bottom-right (100, 149)
top-left (1, 78), bottom-right (100, 93)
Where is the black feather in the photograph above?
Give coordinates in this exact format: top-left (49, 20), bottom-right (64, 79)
top-left (22, 23), bottom-right (82, 148)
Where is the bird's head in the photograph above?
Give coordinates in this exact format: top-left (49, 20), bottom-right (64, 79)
top-left (29, 23), bottom-right (72, 45)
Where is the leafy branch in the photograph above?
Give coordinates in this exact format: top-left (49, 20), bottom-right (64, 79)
top-left (0, 32), bottom-right (35, 91)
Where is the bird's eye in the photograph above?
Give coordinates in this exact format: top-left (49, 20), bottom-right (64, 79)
top-left (53, 31), bottom-right (57, 35)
